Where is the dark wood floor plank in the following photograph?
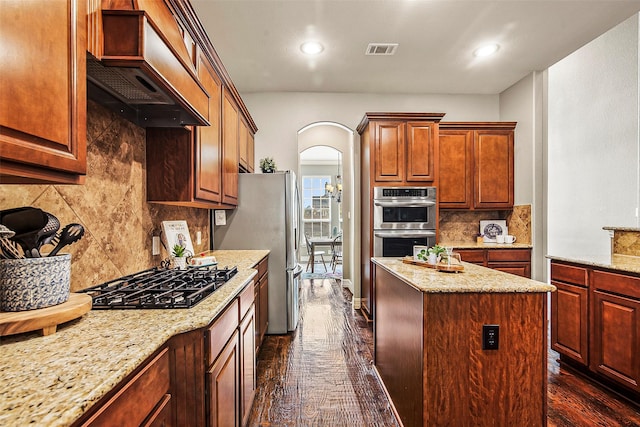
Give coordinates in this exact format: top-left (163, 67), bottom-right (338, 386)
top-left (248, 277), bottom-right (640, 427)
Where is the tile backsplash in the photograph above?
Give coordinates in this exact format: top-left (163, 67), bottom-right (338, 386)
top-left (439, 205), bottom-right (532, 244)
top-left (0, 100), bottom-right (210, 291)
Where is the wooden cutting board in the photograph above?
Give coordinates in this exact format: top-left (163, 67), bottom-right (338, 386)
top-left (0, 293), bottom-right (92, 336)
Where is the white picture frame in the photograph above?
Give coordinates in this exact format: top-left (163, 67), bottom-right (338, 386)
top-left (161, 220), bottom-right (195, 256)
top-left (479, 220), bottom-right (508, 243)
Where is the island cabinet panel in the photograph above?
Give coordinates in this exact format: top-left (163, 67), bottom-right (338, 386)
top-left (77, 348), bottom-right (172, 427)
top-left (254, 256), bottom-right (269, 353)
top-left (374, 264), bottom-right (547, 427)
top-left (0, 0), bottom-right (86, 184)
top-left (374, 266), bottom-right (424, 426)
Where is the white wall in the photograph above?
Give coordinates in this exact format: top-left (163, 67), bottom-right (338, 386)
top-left (547, 13), bottom-right (640, 257)
top-left (499, 72), bottom-right (546, 280)
top-left (244, 92), bottom-right (500, 173)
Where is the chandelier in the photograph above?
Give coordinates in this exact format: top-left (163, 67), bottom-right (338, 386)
top-left (324, 175), bottom-right (342, 202)
top-left (324, 152), bottom-right (342, 202)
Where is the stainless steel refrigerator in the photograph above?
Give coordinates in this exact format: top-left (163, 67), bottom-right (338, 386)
top-left (213, 171), bottom-right (303, 333)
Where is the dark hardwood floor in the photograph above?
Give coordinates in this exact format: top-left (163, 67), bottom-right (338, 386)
top-left (248, 278), bottom-right (640, 426)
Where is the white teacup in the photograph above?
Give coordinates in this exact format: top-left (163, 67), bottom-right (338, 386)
top-left (505, 235), bottom-right (516, 244)
top-left (496, 234), bottom-right (505, 244)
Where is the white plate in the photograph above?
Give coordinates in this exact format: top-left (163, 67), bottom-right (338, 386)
top-left (479, 220), bottom-right (507, 242)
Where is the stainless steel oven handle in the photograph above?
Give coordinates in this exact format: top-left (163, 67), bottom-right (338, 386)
top-left (374, 231), bottom-right (436, 238)
top-left (373, 201), bottom-right (436, 207)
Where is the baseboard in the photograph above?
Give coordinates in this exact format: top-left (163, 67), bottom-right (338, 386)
top-left (350, 294), bottom-right (361, 310)
top-left (342, 278), bottom-right (354, 293)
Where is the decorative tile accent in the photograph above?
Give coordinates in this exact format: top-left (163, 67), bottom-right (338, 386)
top-left (0, 101), bottom-right (210, 291)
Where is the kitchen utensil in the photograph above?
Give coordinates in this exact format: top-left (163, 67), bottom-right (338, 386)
top-left (32, 213), bottom-right (60, 257)
top-left (0, 224), bottom-right (15, 239)
top-left (10, 212), bottom-right (60, 258)
top-left (0, 207), bottom-right (47, 236)
top-left (0, 238), bottom-right (22, 259)
top-left (48, 223), bottom-right (85, 257)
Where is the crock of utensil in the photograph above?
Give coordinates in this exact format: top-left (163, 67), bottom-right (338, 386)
top-left (0, 254), bottom-right (71, 311)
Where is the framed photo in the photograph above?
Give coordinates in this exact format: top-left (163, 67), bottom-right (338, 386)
top-left (479, 220), bottom-right (507, 243)
top-left (162, 220), bottom-right (195, 256)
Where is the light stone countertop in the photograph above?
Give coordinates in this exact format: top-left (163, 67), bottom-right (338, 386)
top-left (546, 253), bottom-right (640, 275)
top-left (439, 241), bottom-right (533, 249)
top-left (372, 257), bottom-right (555, 294)
top-left (0, 249), bottom-right (269, 427)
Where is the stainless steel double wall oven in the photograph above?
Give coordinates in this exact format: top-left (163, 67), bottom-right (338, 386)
top-left (373, 186), bottom-right (437, 257)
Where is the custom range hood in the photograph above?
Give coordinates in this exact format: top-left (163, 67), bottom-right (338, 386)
top-left (87, 4), bottom-right (210, 128)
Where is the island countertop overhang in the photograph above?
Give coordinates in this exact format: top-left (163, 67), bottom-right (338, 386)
top-left (372, 257), bottom-right (555, 294)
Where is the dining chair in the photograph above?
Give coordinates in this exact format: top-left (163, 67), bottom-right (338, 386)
top-left (304, 233), bottom-right (328, 272)
top-left (330, 234), bottom-right (343, 273)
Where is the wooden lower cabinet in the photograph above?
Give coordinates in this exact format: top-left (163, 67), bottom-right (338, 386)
top-left (456, 248), bottom-right (532, 278)
top-left (207, 330), bottom-right (240, 427)
top-left (77, 282), bottom-right (257, 427)
top-left (591, 270), bottom-right (640, 393)
top-left (551, 281), bottom-right (588, 365)
top-left (254, 256), bottom-right (269, 353)
top-left (551, 261), bottom-right (640, 399)
top-left (240, 305), bottom-right (256, 426)
top-left (168, 330), bottom-right (206, 426)
top-left (76, 348), bottom-right (172, 427)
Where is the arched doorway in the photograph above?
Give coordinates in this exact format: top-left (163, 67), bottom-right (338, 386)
top-left (297, 122), bottom-right (359, 306)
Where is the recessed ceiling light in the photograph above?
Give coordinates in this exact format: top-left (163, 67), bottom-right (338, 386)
top-left (473, 44), bottom-right (500, 57)
top-left (300, 41), bottom-right (324, 55)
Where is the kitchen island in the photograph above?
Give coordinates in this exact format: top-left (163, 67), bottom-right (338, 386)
top-left (0, 250), bottom-right (268, 427)
top-left (372, 257), bottom-right (555, 427)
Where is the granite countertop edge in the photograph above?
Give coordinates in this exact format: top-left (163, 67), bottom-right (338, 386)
top-left (546, 253), bottom-right (640, 275)
top-left (372, 257), bottom-right (554, 294)
top-left (0, 249), bottom-right (269, 427)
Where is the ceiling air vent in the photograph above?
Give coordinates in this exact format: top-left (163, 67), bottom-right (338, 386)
top-left (366, 43), bottom-right (398, 56)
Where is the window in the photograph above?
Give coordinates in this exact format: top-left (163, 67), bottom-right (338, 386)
top-left (302, 175), bottom-right (331, 238)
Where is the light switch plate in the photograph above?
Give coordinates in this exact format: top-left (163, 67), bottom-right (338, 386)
top-left (214, 210), bottom-right (226, 226)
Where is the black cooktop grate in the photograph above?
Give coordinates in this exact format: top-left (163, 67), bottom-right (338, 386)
top-left (80, 265), bottom-right (238, 309)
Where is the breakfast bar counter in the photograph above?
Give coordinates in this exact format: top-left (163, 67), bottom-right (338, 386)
top-left (371, 257), bottom-right (554, 427)
top-left (0, 250), bottom-right (269, 427)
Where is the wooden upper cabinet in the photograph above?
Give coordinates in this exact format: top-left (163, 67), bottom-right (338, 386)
top-left (374, 121), bottom-right (405, 182)
top-left (0, 0), bottom-right (86, 184)
top-left (358, 113), bottom-right (444, 185)
top-left (438, 130), bottom-right (473, 209)
top-left (194, 52), bottom-right (222, 204)
top-left (406, 122), bottom-right (436, 181)
top-left (239, 118), bottom-right (249, 172)
top-left (247, 132), bottom-right (255, 173)
top-left (222, 89), bottom-right (239, 206)
top-left (474, 129), bottom-right (514, 208)
top-left (439, 122), bottom-right (516, 210)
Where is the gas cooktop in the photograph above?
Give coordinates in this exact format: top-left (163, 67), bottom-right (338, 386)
top-left (80, 265), bottom-right (238, 309)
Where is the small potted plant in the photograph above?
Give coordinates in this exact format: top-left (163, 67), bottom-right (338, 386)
top-left (428, 244), bottom-right (447, 265)
top-left (259, 157), bottom-right (277, 173)
top-left (171, 244), bottom-right (188, 270)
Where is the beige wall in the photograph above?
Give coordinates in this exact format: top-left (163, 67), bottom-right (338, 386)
top-left (0, 101), bottom-right (210, 291)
